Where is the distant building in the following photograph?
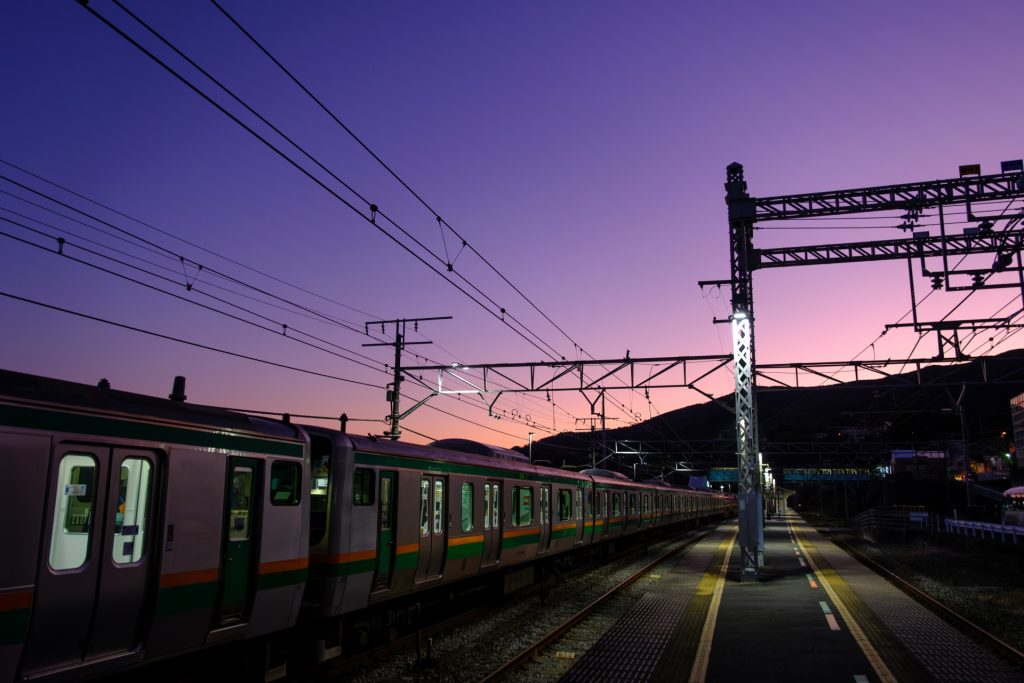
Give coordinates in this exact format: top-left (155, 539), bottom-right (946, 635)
top-left (1011, 391), bottom-right (1024, 467)
top-left (890, 449), bottom-right (946, 479)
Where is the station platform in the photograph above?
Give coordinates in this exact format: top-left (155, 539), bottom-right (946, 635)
top-left (562, 512), bottom-right (1022, 683)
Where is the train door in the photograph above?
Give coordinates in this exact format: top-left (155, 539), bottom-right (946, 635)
top-left (585, 490), bottom-right (595, 542)
top-left (600, 491), bottom-right (609, 538)
top-left (373, 471), bottom-right (397, 590)
top-left (539, 485), bottom-right (552, 551)
top-left (575, 488), bottom-right (584, 542)
top-left (481, 480), bottom-right (501, 565)
top-left (416, 476), bottom-right (447, 581)
top-left (22, 446), bottom-right (158, 674)
top-left (216, 457), bottom-right (260, 626)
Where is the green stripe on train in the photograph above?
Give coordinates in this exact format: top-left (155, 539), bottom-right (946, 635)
top-left (257, 568), bottom-right (309, 591)
top-left (155, 581), bottom-right (218, 616)
top-left (0, 404), bottom-right (304, 458)
top-left (0, 608), bottom-right (30, 646)
top-left (447, 542), bottom-right (483, 560)
top-left (354, 451), bottom-right (590, 487)
top-left (395, 552), bottom-right (418, 570)
top-left (503, 531), bottom-right (540, 548)
top-left (312, 559), bottom-right (376, 578)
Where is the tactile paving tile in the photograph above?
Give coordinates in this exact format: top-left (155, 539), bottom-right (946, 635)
top-left (801, 525), bottom-right (1023, 683)
top-left (562, 529), bottom-right (731, 682)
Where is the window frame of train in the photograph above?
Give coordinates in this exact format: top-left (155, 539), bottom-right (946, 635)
top-left (269, 460), bottom-right (301, 506)
top-left (512, 485), bottom-right (533, 526)
top-left (629, 493), bottom-right (638, 515)
top-left (612, 492), bottom-right (622, 517)
top-left (460, 482), bottom-right (473, 532)
top-left (557, 489), bottom-right (572, 521)
top-left (354, 468), bottom-right (375, 506)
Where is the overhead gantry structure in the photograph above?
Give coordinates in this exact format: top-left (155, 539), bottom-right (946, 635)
top-left (709, 161), bottom-right (1024, 579)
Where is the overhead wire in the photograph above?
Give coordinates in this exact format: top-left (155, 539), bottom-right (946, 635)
top-left (1, 170), bottom-right (558, 435)
top-left (202, 0), bottom-right (656, 429)
top-left (82, 1), bottom-right (577, 373)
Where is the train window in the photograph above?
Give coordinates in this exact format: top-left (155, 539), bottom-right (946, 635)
top-left (229, 466), bottom-right (254, 541)
top-left (540, 486), bottom-right (550, 525)
top-left (612, 493), bottom-right (622, 516)
top-left (483, 484), bottom-right (492, 530)
top-left (512, 486), bottom-right (533, 526)
top-left (433, 479), bottom-right (445, 534)
top-left (575, 490), bottom-right (582, 522)
top-left (557, 489), bottom-right (571, 521)
top-left (629, 493), bottom-right (637, 514)
top-left (380, 476), bottom-right (393, 531)
top-left (112, 457), bottom-right (152, 565)
top-left (49, 453), bottom-right (97, 571)
top-left (420, 480), bottom-right (430, 536)
top-left (586, 491), bottom-right (593, 517)
top-left (642, 495), bottom-right (650, 514)
top-left (491, 483), bottom-right (500, 529)
top-left (270, 461), bottom-right (301, 506)
top-left (461, 483), bottom-right (473, 532)
top-left (354, 468), bottom-right (375, 505)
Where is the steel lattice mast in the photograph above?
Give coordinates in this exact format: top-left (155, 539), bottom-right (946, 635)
top-left (722, 161), bottom-right (1024, 579)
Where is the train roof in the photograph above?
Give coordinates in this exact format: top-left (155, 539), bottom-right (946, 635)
top-left (0, 368), bottom-right (301, 442)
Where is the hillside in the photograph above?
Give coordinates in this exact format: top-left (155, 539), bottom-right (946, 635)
top-left (527, 350), bottom-right (1024, 477)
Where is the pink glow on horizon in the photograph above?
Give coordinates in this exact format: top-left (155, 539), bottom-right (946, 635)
top-left (1, 1), bottom-right (1022, 448)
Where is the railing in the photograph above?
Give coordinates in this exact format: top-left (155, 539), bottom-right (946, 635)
top-left (943, 518), bottom-right (1024, 544)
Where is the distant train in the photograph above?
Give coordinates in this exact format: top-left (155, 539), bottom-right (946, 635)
top-left (0, 369), bottom-right (735, 682)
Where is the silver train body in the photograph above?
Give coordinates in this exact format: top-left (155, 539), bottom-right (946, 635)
top-left (0, 370), bottom-right (734, 681)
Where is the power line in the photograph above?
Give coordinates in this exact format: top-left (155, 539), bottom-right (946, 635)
top-left (201, 0), bottom-right (649, 427)
top-left (0, 172), bottom-right (570, 434)
top-left (0, 289), bottom-right (381, 388)
top-left (82, 1), bottom-right (570, 367)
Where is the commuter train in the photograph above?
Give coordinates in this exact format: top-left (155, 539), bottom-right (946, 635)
top-left (0, 369), bottom-right (735, 682)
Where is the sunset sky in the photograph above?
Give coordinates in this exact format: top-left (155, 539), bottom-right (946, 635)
top-left (2, 0), bottom-right (1023, 449)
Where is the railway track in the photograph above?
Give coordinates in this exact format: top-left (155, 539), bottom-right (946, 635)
top-left (479, 531), bottom-right (709, 682)
top-left (827, 533), bottom-right (1024, 672)
top-left (338, 529), bottom-right (713, 682)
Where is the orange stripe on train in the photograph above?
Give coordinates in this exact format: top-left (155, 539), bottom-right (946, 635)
top-left (312, 549), bottom-right (376, 565)
top-left (159, 568), bottom-right (220, 589)
top-left (259, 556), bottom-right (309, 575)
top-left (502, 527), bottom-right (538, 539)
top-left (448, 534), bottom-right (485, 547)
top-left (0, 589), bottom-right (33, 611)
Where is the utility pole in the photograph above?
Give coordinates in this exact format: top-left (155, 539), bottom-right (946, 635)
top-left (364, 316), bottom-right (451, 440)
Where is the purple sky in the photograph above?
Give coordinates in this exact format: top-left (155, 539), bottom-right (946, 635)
top-left (2, 1), bottom-right (1023, 448)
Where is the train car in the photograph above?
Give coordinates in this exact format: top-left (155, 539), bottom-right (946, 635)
top-left (2, 368), bottom-right (736, 680)
top-left (0, 370), bottom-right (309, 683)
top-left (298, 429), bottom-right (735, 663)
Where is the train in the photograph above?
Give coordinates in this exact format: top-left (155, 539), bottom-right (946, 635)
top-left (0, 368), bottom-right (735, 682)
